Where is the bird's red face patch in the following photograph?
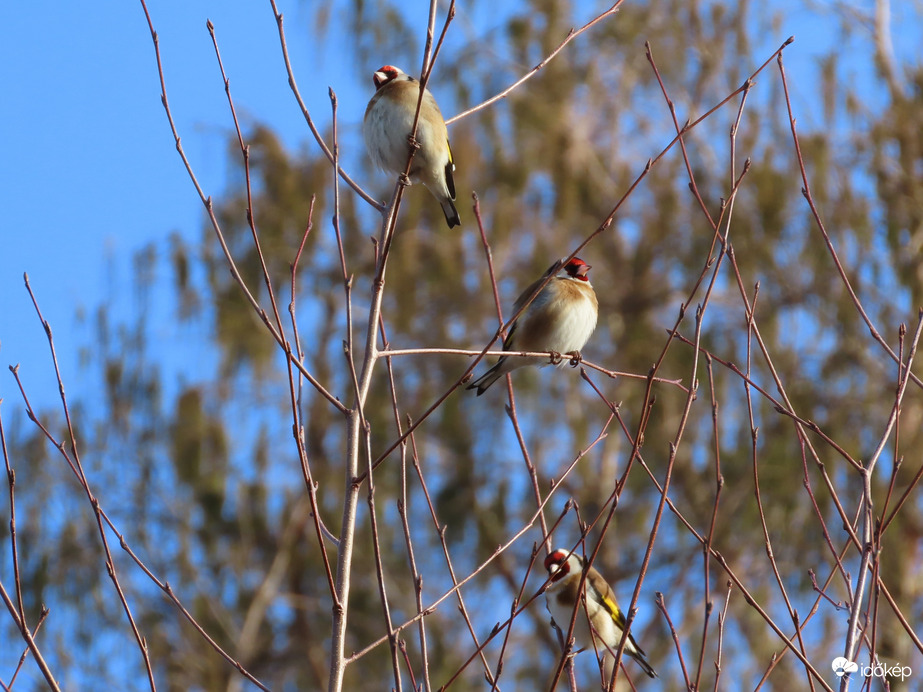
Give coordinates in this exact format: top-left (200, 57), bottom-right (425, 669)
top-left (544, 551), bottom-right (572, 582)
top-left (373, 65), bottom-right (400, 89)
top-left (564, 258), bottom-right (591, 281)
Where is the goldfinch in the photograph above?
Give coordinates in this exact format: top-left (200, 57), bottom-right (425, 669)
top-left (363, 65), bottom-right (460, 228)
top-left (544, 548), bottom-right (657, 680)
top-left (467, 258), bottom-right (598, 396)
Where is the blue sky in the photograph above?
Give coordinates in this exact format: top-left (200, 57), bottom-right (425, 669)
top-left (1, 0), bottom-right (522, 405)
top-left (1, 1), bottom-right (358, 403)
top-left (2, 0), bottom-right (922, 687)
top-left (3, 0), bottom-right (919, 409)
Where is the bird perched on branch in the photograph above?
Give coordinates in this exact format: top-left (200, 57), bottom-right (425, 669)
top-left (544, 548), bottom-right (658, 681)
top-left (466, 258), bottom-right (598, 396)
top-left (363, 65), bottom-right (460, 228)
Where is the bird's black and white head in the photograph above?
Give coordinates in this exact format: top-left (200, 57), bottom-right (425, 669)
top-left (372, 65), bottom-right (406, 90)
top-left (544, 548), bottom-right (584, 584)
top-left (562, 258), bottom-right (592, 282)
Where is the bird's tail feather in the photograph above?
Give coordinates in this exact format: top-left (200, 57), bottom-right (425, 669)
top-left (602, 647), bottom-right (658, 681)
top-left (628, 650), bottom-right (658, 679)
top-left (441, 198), bottom-right (460, 228)
top-left (466, 361), bottom-right (505, 396)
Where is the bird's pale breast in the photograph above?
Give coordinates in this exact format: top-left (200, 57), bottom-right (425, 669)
top-left (363, 80), bottom-right (448, 185)
top-left (517, 279), bottom-right (597, 356)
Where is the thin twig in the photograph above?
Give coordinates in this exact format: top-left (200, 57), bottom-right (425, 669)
top-left (776, 48), bottom-right (923, 392)
top-left (139, 0), bottom-right (346, 415)
top-left (0, 583), bottom-right (60, 691)
top-left (447, 2), bottom-right (624, 125)
top-left (21, 275), bottom-right (157, 690)
top-left (267, 0), bottom-right (380, 209)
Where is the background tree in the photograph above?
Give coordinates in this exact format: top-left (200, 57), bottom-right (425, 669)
top-left (2, 0), bottom-right (922, 690)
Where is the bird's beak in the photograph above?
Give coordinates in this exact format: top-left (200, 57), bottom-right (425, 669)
top-left (544, 553), bottom-right (563, 576)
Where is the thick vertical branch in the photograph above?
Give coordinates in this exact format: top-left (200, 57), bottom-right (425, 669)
top-left (327, 4), bottom-right (457, 688)
top-left (873, 0), bottom-right (904, 99)
top-left (841, 312), bottom-right (923, 689)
